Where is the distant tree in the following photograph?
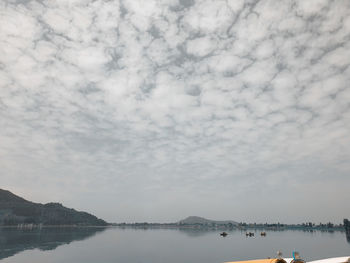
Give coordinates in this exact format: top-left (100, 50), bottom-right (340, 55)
top-left (344, 219), bottom-right (350, 233)
top-left (327, 222), bottom-right (334, 228)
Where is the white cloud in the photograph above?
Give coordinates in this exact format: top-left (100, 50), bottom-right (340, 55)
top-left (0, 0), bottom-right (349, 223)
top-left (186, 36), bottom-right (216, 57)
top-left (295, 0), bottom-right (329, 16)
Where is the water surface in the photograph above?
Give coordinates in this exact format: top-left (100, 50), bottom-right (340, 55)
top-left (0, 227), bottom-right (349, 263)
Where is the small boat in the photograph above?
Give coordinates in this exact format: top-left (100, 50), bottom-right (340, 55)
top-left (308, 257), bottom-right (350, 263)
top-left (225, 252), bottom-right (349, 263)
top-left (225, 258), bottom-right (288, 263)
top-left (226, 251), bottom-right (290, 263)
top-left (220, 232), bottom-right (228, 237)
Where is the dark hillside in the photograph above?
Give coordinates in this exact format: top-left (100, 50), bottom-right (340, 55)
top-left (0, 189), bottom-right (107, 226)
top-left (0, 189), bottom-right (30, 203)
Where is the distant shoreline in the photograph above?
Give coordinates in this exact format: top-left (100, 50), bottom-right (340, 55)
top-left (0, 223), bottom-right (346, 233)
top-left (110, 223), bottom-right (346, 232)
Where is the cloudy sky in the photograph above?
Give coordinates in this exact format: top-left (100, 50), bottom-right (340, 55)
top-left (1, 0), bottom-right (350, 224)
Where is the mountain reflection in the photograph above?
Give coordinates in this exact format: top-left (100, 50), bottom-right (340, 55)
top-left (178, 228), bottom-right (216, 237)
top-left (0, 227), bottom-right (106, 260)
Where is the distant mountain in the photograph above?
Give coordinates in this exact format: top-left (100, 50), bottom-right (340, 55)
top-left (178, 216), bottom-right (238, 225)
top-left (0, 189), bottom-right (107, 226)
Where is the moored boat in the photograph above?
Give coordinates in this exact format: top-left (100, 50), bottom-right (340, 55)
top-left (225, 259), bottom-right (288, 263)
top-left (308, 257), bottom-right (350, 263)
top-left (225, 256), bottom-right (350, 263)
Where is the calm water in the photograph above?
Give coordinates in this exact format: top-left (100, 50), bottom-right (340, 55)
top-left (0, 227), bottom-right (349, 263)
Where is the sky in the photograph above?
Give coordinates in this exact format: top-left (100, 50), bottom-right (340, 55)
top-left (1, 0), bottom-right (350, 224)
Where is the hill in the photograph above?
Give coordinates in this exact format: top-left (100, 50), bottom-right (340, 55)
top-left (178, 216), bottom-right (238, 225)
top-left (0, 189), bottom-right (107, 226)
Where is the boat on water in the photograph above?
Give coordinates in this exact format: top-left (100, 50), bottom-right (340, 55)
top-left (308, 257), bottom-right (350, 263)
top-left (225, 253), bottom-right (349, 263)
top-left (225, 259), bottom-right (289, 263)
top-left (225, 258), bottom-right (349, 263)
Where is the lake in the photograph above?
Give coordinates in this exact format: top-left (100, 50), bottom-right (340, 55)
top-left (0, 227), bottom-right (349, 263)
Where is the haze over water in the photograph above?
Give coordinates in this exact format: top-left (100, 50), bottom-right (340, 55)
top-left (0, 228), bottom-right (349, 263)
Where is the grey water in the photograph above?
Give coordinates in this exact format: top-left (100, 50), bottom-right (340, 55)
top-left (0, 227), bottom-right (349, 263)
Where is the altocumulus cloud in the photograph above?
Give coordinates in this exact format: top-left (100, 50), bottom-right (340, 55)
top-left (0, 0), bottom-right (350, 223)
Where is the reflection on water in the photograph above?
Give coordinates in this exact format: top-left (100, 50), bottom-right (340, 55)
top-left (178, 228), bottom-right (220, 237)
top-left (0, 227), bottom-right (106, 260)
